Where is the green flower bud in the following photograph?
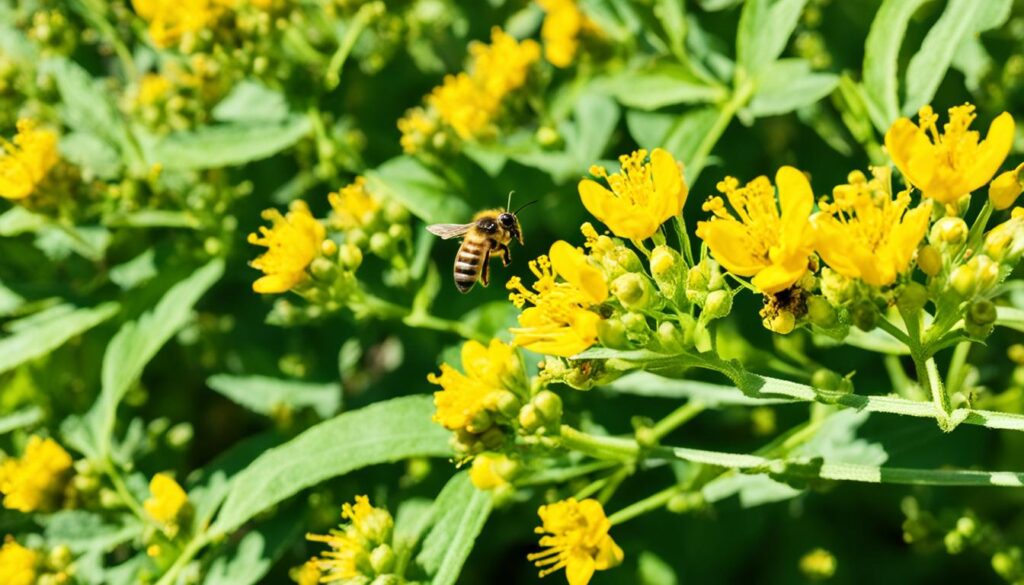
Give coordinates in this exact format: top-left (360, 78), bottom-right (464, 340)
top-left (703, 290), bottom-right (732, 320)
top-left (806, 296), bottom-right (838, 328)
top-left (485, 390), bottom-right (521, 419)
top-left (370, 544), bottom-right (396, 575)
top-left (944, 531), bottom-right (965, 555)
top-left (611, 273), bottom-right (652, 310)
top-left (762, 310), bottom-right (795, 334)
top-left (608, 245), bottom-right (644, 275)
top-left (536, 126), bottom-right (560, 147)
top-left (917, 244), bottom-right (943, 276)
top-left (811, 369), bottom-right (842, 391)
top-left (966, 299), bottom-right (997, 338)
top-left (657, 321), bottom-right (685, 353)
top-left (310, 257), bottom-right (336, 281)
top-left (956, 516), bottom-right (977, 538)
top-left (479, 427), bottom-right (505, 450)
top-left (466, 409), bottom-right (493, 434)
top-left (369, 232), bottom-right (392, 257)
top-left (666, 492), bottom-right (704, 514)
top-left (992, 550), bottom-right (1018, 579)
top-left (384, 201), bottom-right (408, 223)
top-left (989, 164), bottom-right (1024, 210)
top-left (533, 390), bottom-right (563, 426)
top-left (930, 217), bottom-right (968, 246)
top-left (340, 243), bottom-right (363, 270)
top-left (820, 268), bottom-right (855, 306)
top-left (622, 312), bottom-right (649, 334)
top-left (799, 549), bottom-right (837, 581)
top-left (518, 404), bottom-right (542, 434)
top-left (850, 299), bottom-right (877, 332)
top-left (896, 282), bottom-right (928, 315)
top-left (685, 264), bottom-right (710, 304)
top-left (321, 239), bottom-right (339, 257)
top-left (597, 318), bottom-right (629, 349)
top-left (650, 245), bottom-right (677, 276)
top-left (348, 228), bottom-right (368, 248)
top-left (370, 575), bottom-right (403, 585)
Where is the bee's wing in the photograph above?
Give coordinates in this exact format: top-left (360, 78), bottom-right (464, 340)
top-left (426, 223), bottom-right (473, 240)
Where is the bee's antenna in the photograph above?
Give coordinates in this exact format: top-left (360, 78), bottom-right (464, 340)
top-left (513, 199), bottom-right (538, 215)
top-left (506, 190), bottom-right (515, 212)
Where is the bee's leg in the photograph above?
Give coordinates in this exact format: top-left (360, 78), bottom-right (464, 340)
top-left (496, 243), bottom-right (511, 266)
top-left (480, 249), bottom-right (491, 287)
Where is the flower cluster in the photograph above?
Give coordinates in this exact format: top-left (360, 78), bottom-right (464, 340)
top-left (528, 498), bottom-right (623, 585)
top-left (0, 119), bottom-right (59, 201)
top-left (398, 28), bottom-right (540, 154)
top-left (144, 473), bottom-right (190, 536)
top-left (537, 0), bottom-right (594, 68)
top-left (0, 436), bottom-right (73, 513)
top-left (301, 495), bottom-right (396, 584)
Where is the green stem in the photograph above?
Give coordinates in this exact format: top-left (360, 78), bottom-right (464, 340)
top-left (559, 425), bottom-right (639, 461)
top-left (672, 216), bottom-right (694, 266)
top-left (649, 401), bottom-right (705, 442)
top-left (325, 3), bottom-right (378, 89)
top-left (403, 311), bottom-right (486, 342)
top-left (75, 0), bottom-right (137, 80)
top-left (884, 354), bottom-right (918, 399)
top-left (877, 317), bottom-right (913, 348)
top-left (913, 352), bottom-right (955, 431)
top-left (515, 461), bottom-right (619, 487)
top-left (945, 341), bottom-right (972, 398)
top-left (688, 80), bottom-right (755, 184)
top-left (607, 484), bottom-right (683, 525)
top-left (103, 460), bottom-right (161, 531)
top-left (154, 533), bottom-right (211, 585)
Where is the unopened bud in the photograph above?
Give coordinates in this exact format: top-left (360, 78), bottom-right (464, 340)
top-left (917, 244), bottom-right (943, 276)
top-left (479, 427), bottom-right (505, 450)
top-left (811, 369), bottom-right (842, 391)
top-left (622, 312), bottom-right (649, 334)
top-left (485, 390), bottom-right (521, 419)
top-left (945, 531), bottom-right (965, 555)
top-left (931, 217), bottom-right (968, 246)
top-left (340, 243), bottom-right (363, 270)
top-left (370, 544), bottom-right (396, 575)
top-left (806, 296), bottom-right (837, 328)
top-left (608, 245), bottom-right (644, 274)
top-left (686, 264), bottom-right (710, 303)
top-left (850, 300), bottom-right (877, 332)
top-left (610, 273), bottom-right (651, 309)
top-left (896, 282), bottom-right (928, 315)
top-left (536, 125), bottom-right (560, 147)
top-left (650, 245), bottom-right (677, 276)
top-left (965, 299), bottom-right (997, 339)
top-left (310, 257), bottom-right (336, 280)
top-left (369, 232), bottom-right (392, 256)
top-left (989, 164), bottom-right (1023, 210)
top-left (597, 318), bottom-right (629, 349)
top-left (657, 322), bottom-right (685, 352)
top-left (533, 390), bottom-right (563, 426)
top-left (703, 289), bottom-right (732, 320)
top-left (518, 404), bottom-right (542, 434)
top-left (763, 310), bottom-right (795, 334)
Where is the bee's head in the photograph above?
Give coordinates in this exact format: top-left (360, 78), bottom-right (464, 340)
top-left (499, 212), bottom-right (523, 244)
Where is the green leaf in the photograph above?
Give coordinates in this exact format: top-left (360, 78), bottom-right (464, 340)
top-left (566, 92), bottom-right (621, 167)
top-left (206, 375), bottom-right (341, 419)
top-left (951, 0), bottom-right (1012, 90)
top-left (997, 307), bottom-right (1024, 333)
top-left (109, 250), bottom-right (159, 291)
top-left (210, 395), bottom-right (451, 537)
top-left (416, 472), bottom-right (493, 585)
top-left (0, 303), bottom-right (119, 375)
top-left (204, 509), bottom-right (302, 585)
top-left (366, 156), bottom-right (471, 224)
top-left (902, 0), bottom-right (982, 115)
top-left (602, 371), bottom-right (792, 406)
top-left (150, 116), bottom-right (311, 170)
top-left (735, 0), bottom-right (808, 80)
top-left (654, 0), bottom-right (687, 60)
top-left (0, 406), bottom-right (44, 434)
top-left (82, 260), bottom-right (224, 459)
top-left (103, 210), bottom-right (201, 229)
top-left (862, 0), bottom-right (930, 131)
top-left (41, 510), bottom-right (143, 553)
top-left (638, 551), bottom-right (679, 585)
top-left (747, 59), bottom-right (839, 118)
top-left (393, 498), bottom-right (435, 556)
top-left (625, 107), bottom-right (719, 169)
top-left (60, 132), bottom-right (122, 180)
top-left (597, 65), bottom-right (725, 111)
top-left (212, 80), bottom-right (290, 123)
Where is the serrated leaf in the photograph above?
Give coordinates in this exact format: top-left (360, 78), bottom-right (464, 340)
top-left (150, 117), bottom-right (311, 170)
top-left (82, 259), bottom-right (224, 459)
top-left (204, 509), bottom-right (302, 585)
top-left (862, 0), bottom-right (930, 131)
top-left (212, 80), bottom-right (289, 123)
top-left (902, 0), bottom-right (982, 115)
top-left (210, 395), bottom-right (451, 536)
top-left (60, 132), bottom-right (122, 180)
top-left (366, 156), bottom-right (471, 224)
top-left (206, 374), bottom-right (341, 419)
top-left (597, 65), bottom-right (725, 111)
top-left (0, 407), bottom-right (43, 434)
top-left (109, 249), bottom-right (159, 291)
top-left (952, 0), bottom-right (1012, 91)
top-left (747, 59), bottom-right (839, 118)
top-left (735, 0), bottom-right (808, 79)
top-left (0, 302), bottom-right (118, 375)
top-left (41, 510), bottom-right (143, 553)
top-left (416, 472), bottom-right (493, 585)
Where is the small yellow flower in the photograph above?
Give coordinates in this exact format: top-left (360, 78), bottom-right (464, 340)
top-left (578, 148), bottom-right (688, 241)
top-left (428, 339), bottom-right (523, 432)
top-left (885, 104), bottom-right (1014, 206)
top-left (397, 107), bottom-right (439, 155)
top-left (291, 558), bottom-right (321, 585)
top-left (328, 177), bottom-right (380, 230)
top-left (984, 207), bottom-right (1024, 262)
top-left (427, 73), bottom-right (501, 141)
top-left (144, 473), bottom-right (188, 525)
top-left (537, 0), bottom-right (587, 67)
top-left (0, 119), bottom-right (59, 201)
top-left (0, 537), bottom-right (38, 585)
top-left (696, 167), bottom-right (816, 294)
top-left (248, 200), bottom-right (326, 294)
top-left (527, 498), bottom-right (623, 585)
top-left (508, 241), bottom-right (608, 357)
top-left (306, 495), bottom-right (394, 582)
top-left (132, 0), bottom-right (219, 48)
top-left (469, 27), bottom-right (541, 99)
top-left (137, 73), bottom-right (173, 105)
top-left (812, 168), bottom-right (931, 286)
top-left (0, 436), bottom-right (72, 512)
top-left (989, 163), bottom-right (1024, 211)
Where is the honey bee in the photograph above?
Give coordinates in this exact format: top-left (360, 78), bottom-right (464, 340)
top-left (427, 197), bottom-right (535, 293)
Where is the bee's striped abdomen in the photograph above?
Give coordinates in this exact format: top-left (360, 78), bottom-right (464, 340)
top-left (454, 239), bottom-right (484, 293)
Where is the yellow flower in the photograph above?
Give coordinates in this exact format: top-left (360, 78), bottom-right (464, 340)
top-left (248, 200), bottom-right (326, 294)
top-left (328, 177), bottom-right (380, 230)
top-left (579, 148), bottom-right (688, 241)
top-left (428, 339), bottom-right (523, 432)
top-left (397, 107), bottom-right (439, 155)
top-left (537, 0), bottom-right (586, 67)
top-left (812, 168), bottom-right (931, 287)
top-left (0, 119), bottom-right (59, 201)
top-left (696, 167), bottom-right (816, 294)
top-left (137, 74), bottom-right (173, 105)
top-left (469, 27), bottom-right (541, 99)
top-left (291, 558), bottom-right (321, 585)
top-left (0, 436), bottom-right (72, 512)
top-left (885, 104), bottom-right (1014, 206)
top-left (469, 452), bottom-right (513, 491)
top-left (527, 498), bottom-right (623, 585)
top-left (306, 495), bottom-right (393, 582)
top-left (144, 473), bottom-right (188, 525)
top-left (990, 163), bottom-right (1024, 211)
top-left (508, 241), bottom-right (608, 357)
top-left (427, 73), bottom-right (501, 141)
top-left (0, 537), bottom-right (38, 585)
top-left (132, 0), bottom-right (219, 48)
top-left (985, 207), bottom-right (1024, 262)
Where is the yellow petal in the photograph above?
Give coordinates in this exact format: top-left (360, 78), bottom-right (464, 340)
top-left (884, 118), bottom-right (928, 184)
top-left (650, 148), bottom-right (687, 222)
top-left (751, 257), bottom-right (807, 294)
top-left (967, 112), bottom-right (1016, 192)
top-left (578, 179), bottom-right (658, 240)
top-left (549, 241), bottom-right (607, 304)
top-left (252, 272), bottom-right (305, 294)
top-left (565, 552), bottom-right (597, 585)
top-left (775, 166), bottom-right (814, 250)
top-left (594, 535), bottom-right (625, 570)
top-left (696, 220), bottom-right (763, 276)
